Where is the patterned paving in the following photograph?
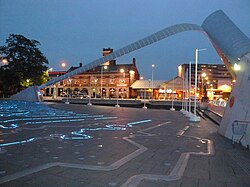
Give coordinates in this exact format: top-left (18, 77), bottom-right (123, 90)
top-left (1, 100), bottom-right (249, 187)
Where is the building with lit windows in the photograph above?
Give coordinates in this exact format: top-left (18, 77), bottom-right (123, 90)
top-left (130, 76), bottom-right (184, 100)
top-left (178, 63), bottom-right (233, 100)
top-left (44, 71), bottom-right (66, 97)
top-left (45, 48), bottom-right (140, 98)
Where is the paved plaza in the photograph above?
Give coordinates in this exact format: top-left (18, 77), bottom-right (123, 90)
top-left (0, 100), bottom-right (250, 187)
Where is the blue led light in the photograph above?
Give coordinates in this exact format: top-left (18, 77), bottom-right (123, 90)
top-left (127, 119), bottom-right (152, 127)
top-left (94, 117), bottom-right (118, 120)
top-left (0, 124), bottom-right (19, 129)
top-left (0, 137), bottom-right (35, 147)
top-left (0, 100), bottom-right (154, 146)
top-left (60, 124), bottom-right (127, 140)
top-left (25, 118), bottom-right (86, 124)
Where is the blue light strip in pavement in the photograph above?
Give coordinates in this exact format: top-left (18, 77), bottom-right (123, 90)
top-left (0, 124), bottom-right (19, 129)
top-left (61, 124), bottom-right (127, 140)
top-left (3, 115), bottom-right (94, 123)
top-left (94, 117), bottom-right (118, 120)
top-left (0, 138), bottom-right (35, 147)
top-left (127, 119), bottom-right (152, 127)
top-left (25, 118), bottom-right (85, 124)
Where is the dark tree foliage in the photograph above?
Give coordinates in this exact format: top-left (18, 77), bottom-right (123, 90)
top-left (0, 34), bottom-right (49, 96)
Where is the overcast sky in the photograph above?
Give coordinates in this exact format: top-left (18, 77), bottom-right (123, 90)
top-left (0, 0), bottom-right (249, 80)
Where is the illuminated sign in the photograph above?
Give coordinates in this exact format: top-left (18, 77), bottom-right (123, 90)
top-left (159, 89), bottom-right (165, 93)
top-left (117, 84), bottom-right (127, 87)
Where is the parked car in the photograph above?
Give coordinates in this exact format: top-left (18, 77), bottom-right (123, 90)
top-left (78, 92), bottom-right (89, 98)
top-left (60, 92), bottom-right (67, 97)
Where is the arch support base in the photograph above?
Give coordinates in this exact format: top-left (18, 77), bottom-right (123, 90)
top-left (219, 54), bottom-right (250, 148)
top-left (10, 86), bottom-right (42, 102)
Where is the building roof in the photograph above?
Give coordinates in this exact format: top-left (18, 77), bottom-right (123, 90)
top-left (48, 71), bottom-right (66, 76)
top-left (161, 76), bottom-right (183, 90)
top-left (67, 63), bottom-right (136, 74)
top-left (130, 80), bottom-right (166, 89)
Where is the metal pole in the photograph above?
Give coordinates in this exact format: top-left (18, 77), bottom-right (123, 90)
top-left (201, 76), bottom-right (203, 98)
top-left (185, 71), bottom-right (188, 112)
top-left (101, 66), bottom-right (103, 98)
top-left (87, 76), bottom-right (92, 105)
top-left (116, 70), bottom-right (123, 108)
top-left (151, 64), bottom-right (155, 100)
top-left (170, 78), bottom-right (175, 111)
top-left (115, 88), bottom-right (120, 107)
top-left (180, 74), bottom-right (185, 112)
top-left (190, 48), bottom-right (206, 122)
top-left (143, 79), bottom-right (147, 109)
top-left (66, 86), bottom-right (69, 103)
top-left (94, 79), bottom-right (97, 99)
top-left (194, 49), bottom-right (198, 116)
top-left (65, 78), bottom-right (70, 104)
top-left (189, 61), bottom-right (191, 114)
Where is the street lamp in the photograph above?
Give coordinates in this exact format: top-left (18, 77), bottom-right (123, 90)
top-left (87, 76), bottom-right (92, 106)
top-left (52, 84), bottom-right (57, 100)
top-left (182, 71), bottom-right (189, 114)
top-left (94, 79), bottom-right (98, 99)
top-left (201, 72), bottom-right (207, 98)
top-left (2, 58), bottom-right (8, 65)
top-left (61, 62), bottom-right (66, 69)
top-left (65, 78), bottom-right (71, 104)
top-left (185, 61), bottom-right (192, 117)
top-left (170, 78), bottom-right (175, 111)
top-left (140, 76), bottom-right (147, 109)
top-left (151, 64), bottom-right (155, 100)
top-left (115, 68), bottom-right (124, 107)
top-left (190, 48), bottom-right (206, 122)
top-left (121, 68), bottom-right (125, 99)
top-left (101, 65), bottom-right (108, 98)
top-left (180, 74), bottom-right (185, 113)
top-left (26, 79), bottom-right (30, 87)
top-left (233, 63), bottom-right (240, 71)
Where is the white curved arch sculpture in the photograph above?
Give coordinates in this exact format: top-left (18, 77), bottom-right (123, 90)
top-left (10, 10), bottom-right (250, 148)
top-left (39, 23), bottom-right (203, 89)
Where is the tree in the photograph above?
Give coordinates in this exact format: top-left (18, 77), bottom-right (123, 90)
top-left (0, 34), bottom-right (49, 96)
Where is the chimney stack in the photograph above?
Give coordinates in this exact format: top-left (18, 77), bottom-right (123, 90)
top-left (132, 58), bottom-right (136, 66)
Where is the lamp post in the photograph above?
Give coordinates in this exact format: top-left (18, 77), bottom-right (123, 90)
top-left (190, 48), bottom-right (206, 122)
top-left (201, 72), bottom-right (207, 99)
top-left (87, 76), bottom-right (92, 105)
top-left (185, 61), bottom-right (192, 117)
top-left (65, 78), bottom-right (71, 104)
top-left (180, 74), bottom-right (185, 113)
top-left (94, 79), bottom-right (98, 99)
top-left (141, 76), bottom-right (147, 109)
top-left (170, 78), bottom-right (175, 111)
top-left (151, 64), bottom-right (155, 100)
top-left (101, 65), bottom-right (108, 98)
top-left (61, 62), bottom-right (66, 69)
top-left (115, 68), bottom-right (124, 107)
top-left (52, 84), bottom-right (57, 100)
top-left (69, 79), bottom-right (72, 96)
top-left (233, 63), bottom-right (240, 71)
top-left (1, 58), bottom-right (8, 66)
top-left (120, 68), bottom-right (125, 99)
top-left (183, 71), bottom-right (189, 114)
top-left (26, 79), bottom-right (30, 87)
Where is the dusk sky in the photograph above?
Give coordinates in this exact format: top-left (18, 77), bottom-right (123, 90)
top-left (0, 0), bottom-right (249, 80)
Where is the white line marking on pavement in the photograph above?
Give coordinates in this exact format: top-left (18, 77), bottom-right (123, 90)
top-left (177, 125), bottom-right (190, 136)
top-left (120, 126), bottom-right (215, 187)
top-left (0, 121), bottom-right (172, 185)
top-left (136, 121), bottom-right (172, 136)
top-left (0, 136), bottom-right (148, 184)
